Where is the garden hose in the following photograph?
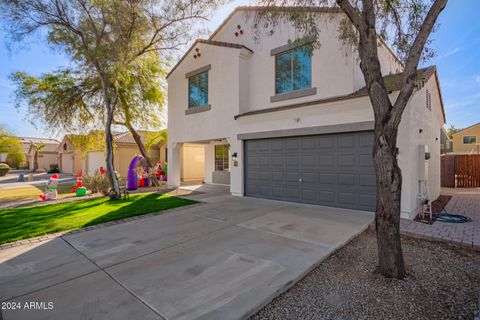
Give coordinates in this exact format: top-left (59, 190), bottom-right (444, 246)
top-left (433, 199), bottom-right (472, 223)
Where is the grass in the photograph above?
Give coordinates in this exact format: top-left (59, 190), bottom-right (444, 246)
top-left (0, 184), bottom-right (75, 203)
top-left (0, 193), bottom-right (197, 244)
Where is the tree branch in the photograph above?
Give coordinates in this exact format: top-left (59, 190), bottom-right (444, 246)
top-left (336, 0), bottom-right (366, 38)
top-left (390, 0), bottom-right (448, 128)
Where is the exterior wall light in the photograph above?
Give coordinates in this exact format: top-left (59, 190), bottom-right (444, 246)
top-left (232, 152), bottom-right (238, 167)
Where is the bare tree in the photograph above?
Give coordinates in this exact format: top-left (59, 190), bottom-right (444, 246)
top-left (257, 0), bottom-right (447, 278)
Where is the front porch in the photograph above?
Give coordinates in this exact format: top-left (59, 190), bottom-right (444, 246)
top-left (168, 138), bottom-right (234, 190)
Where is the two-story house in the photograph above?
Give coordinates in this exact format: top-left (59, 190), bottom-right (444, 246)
top-left (167, 6), bottom-right (446, 219)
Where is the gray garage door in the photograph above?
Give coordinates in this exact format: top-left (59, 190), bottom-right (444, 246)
top-left (244, 131), bottom-right (376, 211)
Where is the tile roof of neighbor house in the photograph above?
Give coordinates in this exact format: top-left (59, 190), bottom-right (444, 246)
top-left (113, 131), bottom-right (166, 145)
top-left (235, 66), bottom-right (446, 122)
top-left (17, 137), bottom-right (60, 145)
top-left (451, 122), bottom-right (480, 135)
top-left (17, 137), bottom-right (60, 153)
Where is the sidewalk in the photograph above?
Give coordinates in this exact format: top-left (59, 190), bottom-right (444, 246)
top-left (401, 188), bottom-right (480, 250)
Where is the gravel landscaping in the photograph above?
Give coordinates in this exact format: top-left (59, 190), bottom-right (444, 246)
top-left (251, 230), bottom-right (480, 320)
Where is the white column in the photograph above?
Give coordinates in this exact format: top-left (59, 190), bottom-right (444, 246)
top-left (227, 136), bottom-right (244, 196)
top-left (204, 143), bottom-right (214, 184)
top-left (168, 141), bottom-right (182, 188)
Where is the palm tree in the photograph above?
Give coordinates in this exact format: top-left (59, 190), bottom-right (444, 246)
top-left (30, 143), bottom-right (45, 171)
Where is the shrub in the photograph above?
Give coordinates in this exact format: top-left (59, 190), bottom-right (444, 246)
top-left (48, 168), bottom-right (61, 174)
top-left (5, 151), bottom-right (25, 169)
top-left (83, 170), bottom-right (113, 196)
top-left (0, 163), bottom-right (10, 176)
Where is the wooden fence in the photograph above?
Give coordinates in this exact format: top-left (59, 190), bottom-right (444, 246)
top-left (441, 154), bottom-right (480, 188)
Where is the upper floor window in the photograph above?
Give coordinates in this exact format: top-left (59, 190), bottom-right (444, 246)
top-left (188, 71), bottom-right (208, 108)
top-left (463, 136), bottom-right (476, 144)
top-left (275, 45), bottom-right (312, 94)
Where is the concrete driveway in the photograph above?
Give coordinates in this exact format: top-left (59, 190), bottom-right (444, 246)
top-left (0, 185), bottom-right (373, 320)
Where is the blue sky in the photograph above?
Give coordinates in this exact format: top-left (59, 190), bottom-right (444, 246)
top-left (0, 0), bottom-right (478, 138)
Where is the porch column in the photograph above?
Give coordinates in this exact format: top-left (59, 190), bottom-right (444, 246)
top-left (227, 136), bottom-right (243, 196)
top-left (168, 141), bottom-right (182, 188)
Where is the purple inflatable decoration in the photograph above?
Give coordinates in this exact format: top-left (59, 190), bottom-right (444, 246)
top-left (127, 155), bottom-right (144, 191)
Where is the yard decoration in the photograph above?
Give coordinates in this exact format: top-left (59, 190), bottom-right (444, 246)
top-left (156, 161), bottom-right (168, 182)
top-left (127, 155), bottom-right (151, 191)
top-left (39, 174), bottom-right (59, 201)
top-left (72, 174), bottom-right (83, 191)
top-left (71, 172), bottom-right (87, 196)
top-left (75, 187), bottom-right (87, 197)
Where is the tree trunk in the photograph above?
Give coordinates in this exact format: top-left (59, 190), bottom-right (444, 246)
top-left (33, 151), bottom-right (38, 171)
top-left (100, 75), bottom-right (121, 200)
top-left (125, 124), bottom-right (160, 187)
top-left (373, 130), bottom-right (406, 279)
top-left (126, 124), bottom-right (154, 168)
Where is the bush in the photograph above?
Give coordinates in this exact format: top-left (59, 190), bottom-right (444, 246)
top-left (0, 163), bottom-right (10, 176)
top-left (5, 152), bottom-right (26, 169)
top-left (48, 168), bottom-right (61, 174)
top-left (83, 170), bottom-right (112, 196)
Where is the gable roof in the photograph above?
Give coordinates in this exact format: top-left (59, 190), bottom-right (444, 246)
top-left (235, 66), bottom-right (446, 122)
top-left (166, 39), bottom-right (253, 79)
top-left (207, 5), bottom-right (404, 68)
top-left (452, 122), bottom-right (480, 136)
top-left (208, 6), bottom-right (342, 41)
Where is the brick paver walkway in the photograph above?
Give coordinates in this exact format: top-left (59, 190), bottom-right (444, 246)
top-left (401, 188), bottom-right (480, 250)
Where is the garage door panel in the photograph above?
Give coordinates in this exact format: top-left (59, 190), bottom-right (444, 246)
top-left (338, 192), bottom-right (356, 205)
top-left (318, 136), bottom-right (334, 148)
top-left (301, 172), bottom-right (316, 183)
top-left (244, 131), bottom-right (376, 211)
top-left (272, 171), bottom-right (284, 181)
top-left (319, 173), bottom-right (335, 184)
top-left (285, 187), bottom-right (301, 200)
top-left (338, 154), bottom-right (355, 167)
top-left (338, 174), bottom-right (355, 185)
top-left (337, 135), bottom-right (355, 148)
top-left (359, 174), bottom-right (376, 186)
top-left (318, 155), bottom-right (335, 167)
top-left (301, 137), bottom-right (316, 150)
top-left (301, 189), bottom-right (318, 202)
top-left (301, 155), bottom-right (315, 167)
top-left (359, 154), bottom-right (374, 167)
top-left (358, 133), bottom-right (374, 147)
top-left (286, 172), bottom-right (299, 182)
top-left (319, 190), bottom-right (335, 202)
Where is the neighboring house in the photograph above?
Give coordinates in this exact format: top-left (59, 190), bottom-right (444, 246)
top-left (451, 122), bottom-right (480, 154)
top-left (440, 127), bottom-right (453, 154)
top-left (17, 137), bottom-right (60, 170)
top-left (58, 131), bottom-right (167, 178)
top-left (58, 135), bottom-right (85, 175)
top-left (167, 6), bottom-right (446, 219)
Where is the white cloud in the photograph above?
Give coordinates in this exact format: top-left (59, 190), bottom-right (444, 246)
top-left (443, 47), bottom-right (462, 58)
top-left (445, 92), bottom-right (480, 111)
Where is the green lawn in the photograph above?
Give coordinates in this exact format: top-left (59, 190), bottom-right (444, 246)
top-left (0, 193), bottom-right (197, 244)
